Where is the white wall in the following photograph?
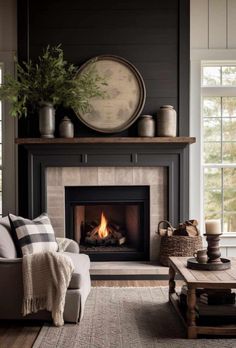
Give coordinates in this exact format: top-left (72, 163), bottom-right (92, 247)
top-left (0, 0), bottom-right (17, 215)
top-left (190, 0), bottom-right (236, 256)
top-left (191, 0), bottom-right (236, 49)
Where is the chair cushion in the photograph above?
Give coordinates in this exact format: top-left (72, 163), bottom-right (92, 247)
top-left (64, 252), bottom-right (90, 289)
top-left (8, 213), bottom-right (58, 257)
top-left (0, 217), bottom-right (17, 258)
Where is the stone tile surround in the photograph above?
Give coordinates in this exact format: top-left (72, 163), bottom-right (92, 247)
top-left (46, 167), bottom-right (167, 260)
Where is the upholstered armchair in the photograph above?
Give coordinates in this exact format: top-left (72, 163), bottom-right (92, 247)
top-left (0, 217), bottom-right (91, 322)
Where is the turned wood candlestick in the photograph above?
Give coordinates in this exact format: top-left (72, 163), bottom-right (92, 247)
top-left (204, 233), bottom-right (222, 264)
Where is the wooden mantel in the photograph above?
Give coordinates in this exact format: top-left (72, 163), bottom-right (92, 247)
top-left (15, 137), bottom-right (196, 145)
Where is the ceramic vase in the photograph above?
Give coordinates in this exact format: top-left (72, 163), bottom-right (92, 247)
top-left (157, 105), bottom-right (177, 137)
top-left (138, 115), bottom-right (155, 137)
top-left (39, 102), bottom-right (55, 138)
top-left (59, 116), bottom-right (74, 138)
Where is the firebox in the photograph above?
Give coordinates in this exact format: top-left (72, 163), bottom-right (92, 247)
top-left (65, 186), bottom-right (150, 261)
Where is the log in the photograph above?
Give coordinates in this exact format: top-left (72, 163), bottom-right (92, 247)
top-left (110, 223), bottom-right (121, 231)
top-left (84, 219), bottom-right (127, 246)
top-left (118, 237), bottom-right (126, 245)
top-left (90, 226), bottom-right (99, 237)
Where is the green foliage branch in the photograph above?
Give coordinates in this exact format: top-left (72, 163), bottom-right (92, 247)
top-left (0, 45), bottom-right (106, 118)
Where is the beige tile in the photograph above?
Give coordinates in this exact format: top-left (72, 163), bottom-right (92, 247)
top-left (150, 234), bottom-right (161, 261)
top-left (133, 167), bottom-right (163, 185)
top-left (115, 168), bottom-right (133, 185)
top-left (80, 167), bottom-right (98, 185)
top-left (150, 204), bottom-right (160, 217)
top-left (46, 168), bottom-right (62, 186)
top-left (98, 167), bottom-right (115, 185)
top-left (47, 206), bottom-right (65, 218)
top-left (150, 215), bottom-right (160, 232)
top-left (47, 187), bottom-right (64, 208)
top-left (150, 184), bottom-right (167, 207)
top-left (50, 217), bottom-right (64, 229)
top-left (62, 167), bottom-right (81, 185)
top-left (45, 165), bottom-right (168, 261)
top-left (53, 227), bottom-right (65, 238)
top-left (47, 186), bottom-right (64, 195)
top-left (132, 167), bottom-right (144, 185)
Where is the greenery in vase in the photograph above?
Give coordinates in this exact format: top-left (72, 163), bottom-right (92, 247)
top-left (0, 45), bottom-right (106, 118)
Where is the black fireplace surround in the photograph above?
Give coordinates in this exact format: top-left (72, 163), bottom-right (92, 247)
top-left (65, 185), bottom-right (150, 261)
top-left (19, 141), bottom-right (189, 228)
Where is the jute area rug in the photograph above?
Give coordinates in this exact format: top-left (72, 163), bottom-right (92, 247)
top-left (33, 287), bottom-right (236, 348)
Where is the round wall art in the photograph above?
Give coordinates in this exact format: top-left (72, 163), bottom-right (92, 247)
top-left (75, 55), bottom-right (146, 133)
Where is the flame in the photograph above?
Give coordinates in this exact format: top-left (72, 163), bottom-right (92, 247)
top-left (98, 212), bottom-right (109, 239)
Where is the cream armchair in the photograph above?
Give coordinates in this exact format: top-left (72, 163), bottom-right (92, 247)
top-left (0, 217), bottom-right (91, 322)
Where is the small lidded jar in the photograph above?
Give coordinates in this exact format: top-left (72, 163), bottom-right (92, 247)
top-left (138, 115), bottom-right (155, 137)
top-left (59, 116), bottom-right (74, 138)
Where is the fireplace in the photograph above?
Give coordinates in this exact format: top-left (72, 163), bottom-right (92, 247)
top-left (65, 186), bottom-right (150, 261)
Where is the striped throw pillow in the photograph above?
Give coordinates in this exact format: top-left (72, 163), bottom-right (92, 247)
top-left (8, 213), bottom-right (58, 257)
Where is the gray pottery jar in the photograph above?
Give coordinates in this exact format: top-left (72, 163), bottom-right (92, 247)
top-left (138, 115), bottom-right (155, 137)
top-left (157, 105), bottom-right (177, 137)
top-left (39, 102), bottom-right (55, 138)
top-left (59, 116), bottom-right (74, 138)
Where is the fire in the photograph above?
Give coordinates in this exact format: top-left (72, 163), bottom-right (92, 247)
top-left (98, 212), bottom-right (109, 239)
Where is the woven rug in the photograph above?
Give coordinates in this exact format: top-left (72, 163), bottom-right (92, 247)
top-left (33, 287), bottom-right (236, 348)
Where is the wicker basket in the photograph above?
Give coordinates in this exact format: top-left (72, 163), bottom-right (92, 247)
top-left (158, 221), bottom-right (203, 266)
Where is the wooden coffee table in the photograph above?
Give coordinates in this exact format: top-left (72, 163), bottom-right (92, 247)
top-left (169, 256), bottom-right (236, 338)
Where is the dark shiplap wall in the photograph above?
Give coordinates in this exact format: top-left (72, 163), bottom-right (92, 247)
top-left (18, 0), bottom-right (189, 137)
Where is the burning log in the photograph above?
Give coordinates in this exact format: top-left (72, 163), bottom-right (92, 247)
top-left (84, 212), bottom-right (127, 246)
top-left (118, 237), bottom-right (126, 245)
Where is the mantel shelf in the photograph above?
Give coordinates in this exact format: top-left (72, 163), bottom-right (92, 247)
top-left (15, 137), bottom-right (196, 145)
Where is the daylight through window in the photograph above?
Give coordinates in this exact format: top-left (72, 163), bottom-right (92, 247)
top-left (202, 64), bottom-right (236, 232)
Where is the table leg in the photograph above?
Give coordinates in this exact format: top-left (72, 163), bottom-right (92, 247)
top-left (169, 264), bottom-right (176, 300)
top-left (187, 287), bottom-right (197, 339)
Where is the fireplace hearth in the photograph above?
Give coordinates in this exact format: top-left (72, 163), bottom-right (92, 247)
top-left (65, 186), bottom-right (150, 261)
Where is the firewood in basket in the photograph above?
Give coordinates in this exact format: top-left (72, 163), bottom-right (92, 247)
top-left (158, 228), bottom-right (167, 236)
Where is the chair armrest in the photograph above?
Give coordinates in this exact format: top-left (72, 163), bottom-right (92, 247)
top-left (0, 257), bottom-right (22, 264)
top-left (64, 240), bottom-right (80, 254)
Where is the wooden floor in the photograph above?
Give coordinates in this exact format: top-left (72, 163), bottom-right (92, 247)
top-left (0, 280), bottom-right (169, 348)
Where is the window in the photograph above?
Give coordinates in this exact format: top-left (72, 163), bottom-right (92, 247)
top-left (202, 63), bottom-right (236, 233)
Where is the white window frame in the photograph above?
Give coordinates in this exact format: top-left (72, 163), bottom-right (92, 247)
top-left (202, 64), bottom-right (236, 235)
top-left (190, 49), bottom-right (236, 246)
top-left (0, 51), bottom-right (17, 215)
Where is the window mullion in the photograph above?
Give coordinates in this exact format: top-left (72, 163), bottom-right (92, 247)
top-left (202, 87), bottom-right (236, 97)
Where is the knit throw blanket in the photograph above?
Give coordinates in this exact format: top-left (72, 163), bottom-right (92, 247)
top-left (56, 237), bottom-right (74, 252)
top-left (22, 251), bottom-right (74, 326)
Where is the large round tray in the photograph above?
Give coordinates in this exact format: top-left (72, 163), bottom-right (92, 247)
top-left (187, 258), bottom-right (231, 271)
top-left (75, 55), bottom-right (146, 133)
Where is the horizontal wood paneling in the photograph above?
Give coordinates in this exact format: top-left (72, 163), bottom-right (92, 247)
top-left (30, 28), bottom-right (177, 46)
top-left (18, 0), bottom-right (188, 138)
top-left (0, 0), bottom-right (17, 51)
top-left (30, 9), bottom-right (177, 29)
top-left (29, 44), bottom-right (177, 63)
